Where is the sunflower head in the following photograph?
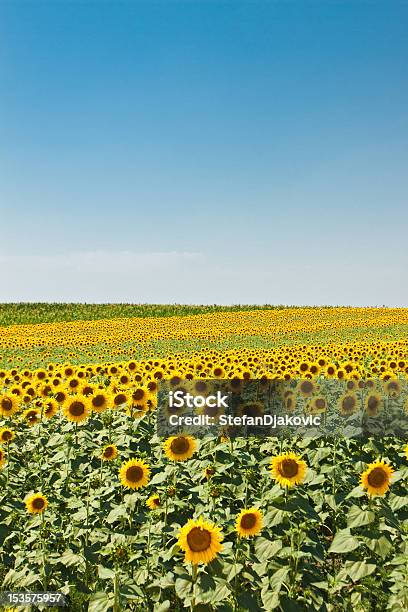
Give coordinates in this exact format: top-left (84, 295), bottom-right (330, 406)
top-left (0, 394), bottom-right (19, 417)
top-left (119, 458), bottom-right (150, 489)
top-left (146, 494), bottom-right (161, 510)
top-left (361, 460), bottom-right (393, 497)
top-left (101, 444), bottom-right (118, 462)
top-left (270, 452), bottom-right (307, 488)
top-left (22, 408), bottom-right (41, 427)
top-left (204, 465), bottom-right (216, 479)
top-left (163, 435), bottom-right (197, 462)
top-left (25, 492), bottom-right (48, 514)
top-left (178, 517), bottom-right (223, 565)
top-left (90, 391), bottom-right (109, 413)
top-left (235, 508), bottom-right (263, 538)
top-left (62, 394), bottom-right (90, 424)
top-left (0, 427), bottom-right (15, 444)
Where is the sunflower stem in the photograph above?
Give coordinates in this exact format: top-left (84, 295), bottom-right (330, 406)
top-left (191, 563), bottom-right (198, 610)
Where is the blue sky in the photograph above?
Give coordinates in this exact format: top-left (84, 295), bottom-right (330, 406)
top-left (1, 1), bottom-right (407, 304)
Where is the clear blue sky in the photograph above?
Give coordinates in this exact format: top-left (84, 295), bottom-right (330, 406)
top-left (1, 1), bottom-right (407, 304)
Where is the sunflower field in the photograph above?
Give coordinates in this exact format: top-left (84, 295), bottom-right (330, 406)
top-left (0, 305), bottom-right (407, 612)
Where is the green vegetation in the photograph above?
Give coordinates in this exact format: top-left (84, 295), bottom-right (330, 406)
top-left (0, 303), bottom-right (312, 327)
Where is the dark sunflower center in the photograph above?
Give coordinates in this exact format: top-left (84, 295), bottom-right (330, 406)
top-left (367, 467), bottom-right (387, 488)
top-left (186, 527), bottom-right (211, 552)
top-left (195, 381), bottom-right (207, 393)
top-left (367, 396), bottom-right (379, 411)
top-left (126, 466), bottom-right (143, 483)
top-left (2, 431), bottom-right (12, 441)
top-left (70, 401), bottom-right (85, 416)
top-left (1, 398), bottom-right (12, 411)
top-left (170, 437), bottom-right (189, 455)
top-left (279, 459), bottom-right (299, 478)
top-left (104, 447), bottom-right (115, 458)
top-left (133, 389), bottom-right (145, 401)
top-left (315, 398), bottom-right (326, 409)
top-left (240, 513), bottom-right (257, 529)
top-left (342, 396), bottom-right (356, 412)
top-left (32, 497), bottom-right (45, 510)
top-left (300, 381), bottom-right (313, 394)
top-left (114, 394), bottom-right (126, 405)
top-left (93, 395), bottom-right (105, 407)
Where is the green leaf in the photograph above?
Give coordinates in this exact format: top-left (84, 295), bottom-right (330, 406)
top-left (346, 560), bottom-right (376, 581)
top-left (347, 504), bottom-right (375, 528)
top-left (154, 602), bottom-right (171, 612)
top-left (328, 529), bottom-right (360, 554)
top-left (175, 577), bottom-right (192, 600)
top-left (88, 592), bottom-right (114, 612)
top-left (269, 567), bottom-right (289, 592)
top-left (255, 538), bottom-right (282, 562)
top-left (150, 471), bottom-right (168, 485)
top-left (98, 565), bottom-right (115, 580)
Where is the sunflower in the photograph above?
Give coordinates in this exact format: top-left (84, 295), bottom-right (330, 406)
top-left (62, 394), bottom-right (90, 424)
top-left (163, 435), bottom-right (197, 461)
top-left (364, 393), bottom-right (383, 417)
top-left (235, 508), bottom-right (263, 538)
top-left (119, 458), bottom-right (150, 489)
top-left (146, 494), bottom-right (161, 510)
top-left (338, 393), bottom-right (358, 416)
top-left (384, 379), bottom-right (401, 399)
top-left (0, 448), bottom-right (6, 469)
top-left (0, 393), bottom-right (19, 417)
top-left (101, 444), bottom-right (118, 461)
top-left (307, 396), bottom-right (327, 415)
top-left (90, 390), bottom-right (109, 413)
top-left (361, 460), bottom-right (393, 496)
top-left (297, 380), bottom-right (317, 397)
top-left (405, 442), bottom-right (408, 460)
top-left (25, 492), bottom-right (48, 514)
top-left (112, 391), bottom-right (129, 409)
top-left (178, 517), bottom-right (223, 565)
top-left (43, 398), bottom-right (59, 419)
top-left (22, 408), bottom-right (41, 427)
top-left (0, 427), bottom-right (15, 444)
top-left (270, 452), bottom-right (307, 488)
top-left (203, 465), bottom-right (216, 479)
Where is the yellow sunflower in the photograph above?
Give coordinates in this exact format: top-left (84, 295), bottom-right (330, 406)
top-left (90, 390), bottom-right (109, 413)
top-left (405, 442), bottom-right (408, 460)
top-left (43, 398), bottom-right (59, 419)
top-left (364, 393), bottom-right (383, 417)
top-left (119, 458), bottom-right (150, 489)
top-left (0, 393), bottom-right (19, 417)
top-left (22, 408), bottom-right (41, 427)
top-left (146, 494), bottom-right (161, 510)
top-left (101, 444), bottom-right (118, 462)
top-left (361, 460), bottom-right (394, 497)
top-left (25, 492), bottom-right (48, 514)
top-left (270, 452), bottom-right (307, 488)
top-left (62, 394), bottom-right (90, 424)
top-left (178, 517), bottom-right (223, 565)
top-left (338, 393), bottom-right (359, 416)
top-left (163, 435), bottom-right (197, 461)
top-left (235, 508), bottom-right (263, 538)
top-left (0, 427), bottom-right (15, 444)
